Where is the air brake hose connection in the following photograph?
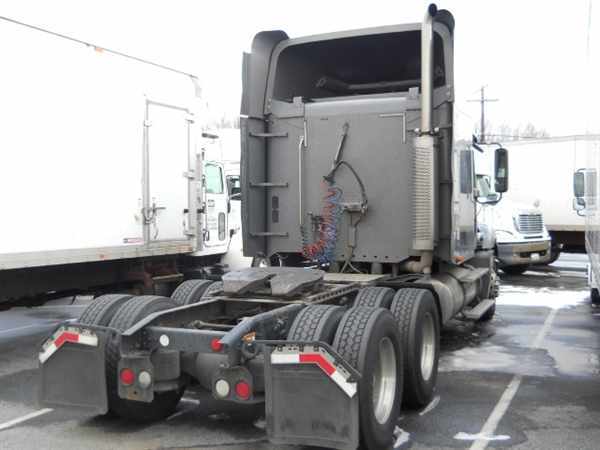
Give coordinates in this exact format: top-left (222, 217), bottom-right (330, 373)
top-left (301, 122), bottom-right (368, 268)
top-left (301, 181), bottom-right (343, 264)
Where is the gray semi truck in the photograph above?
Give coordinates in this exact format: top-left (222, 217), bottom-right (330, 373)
top-left (39, 5), bottom-right (508, 450)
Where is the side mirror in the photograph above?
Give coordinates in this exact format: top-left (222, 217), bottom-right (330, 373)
top-left (230, 192), bottom-right (242, 201)
top-left (494, 148), bottom-right (509, 193)
top-left (573, 170), bottom-right (585, 200)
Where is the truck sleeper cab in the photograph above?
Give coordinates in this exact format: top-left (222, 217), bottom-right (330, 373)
top-left (40, 5), bottom-right (507, 450)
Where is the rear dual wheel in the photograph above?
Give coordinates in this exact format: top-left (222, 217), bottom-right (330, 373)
top-left (390, 288), bottom-right (440, 408)
top-left (354, 286), bottom-right (441, 408)
top-left (287, 305), bottom-right (403, 450)
top-left (79, 294), bottom-right (134, 326)
top-left (171, 279), bottom-right (217, 306)
top-left (354, 286), bottom-right (395, 308)
top-left (106, 296), bottom-right (183, 422)
top-left (332, 307), bottom-right (403, 450)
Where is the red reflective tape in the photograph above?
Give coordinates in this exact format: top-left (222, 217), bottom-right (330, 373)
top-left (299, 353), bottom-right (336, 376)
top-left (54, 331), bottom-right (80, 348)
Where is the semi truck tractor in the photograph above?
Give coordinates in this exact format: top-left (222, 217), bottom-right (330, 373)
top-left (40, 5), bottom-right (508, 450)
top-left (0, 18), bottom-right (234, 304)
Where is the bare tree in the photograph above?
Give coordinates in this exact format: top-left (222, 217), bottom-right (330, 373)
top-left (474, 121), bottom-right (550, 142)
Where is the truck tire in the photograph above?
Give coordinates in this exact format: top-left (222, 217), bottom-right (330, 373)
top-left (287, 305), bottom-right (345, 344)
top-left (106, 295), bottom-right (182, 422)
top-left (202, 281), bottom-right (223, 298)
top-left (591, 288), bottom-right (600, 305)
top-left (353, 287), bottom-right (395, 308)
top-left (171, 280), bottom-right (214, 306)
top-left (548, 247), bottom-right (561, 265)
top-left (332, 307), bottom-right (403, 450)
top-left (390, 288), bottom-right (440, 408)
top-left (502, 265), bottom-right (528, 275)
top-left (78, 294), bottom-right (134, 326)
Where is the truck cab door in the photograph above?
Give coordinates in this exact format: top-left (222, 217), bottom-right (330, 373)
top-left (452, 147), bottom-right (477, 261)
top-left (202, 162), bottom-right (229, 251)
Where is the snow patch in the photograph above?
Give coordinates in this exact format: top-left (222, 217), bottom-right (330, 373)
top-left (454, 432), bottom-right (510, 441)
top-left (393, 426), bottom-right (410, 448)
top-left (419, 395), bottom-right (440, 416)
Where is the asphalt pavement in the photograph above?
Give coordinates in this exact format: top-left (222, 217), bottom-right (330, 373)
top-left (0, 254), bottom-right (599, 450)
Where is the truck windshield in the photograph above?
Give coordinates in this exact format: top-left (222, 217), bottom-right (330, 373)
top-left (205, 164), bottom-right (224, 194)
top-left (272, 30), bottom-right (445, 101)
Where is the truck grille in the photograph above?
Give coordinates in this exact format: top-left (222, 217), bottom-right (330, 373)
top-left (518, 214), bottom-right (543, 234)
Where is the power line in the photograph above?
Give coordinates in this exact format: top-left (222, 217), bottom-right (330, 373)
top-left (467, 86), bottom-right (498, 143)
top-left (0, 15), bottom-right (198, 81)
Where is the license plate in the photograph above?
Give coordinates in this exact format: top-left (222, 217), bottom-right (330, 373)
top-left (531, 253), bottom-right (540, 261)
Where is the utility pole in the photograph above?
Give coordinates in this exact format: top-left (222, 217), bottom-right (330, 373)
top-left (467, 86), bottom-right (498, 143)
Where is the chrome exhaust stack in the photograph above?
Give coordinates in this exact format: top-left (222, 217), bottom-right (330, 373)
top-left (421, 3), bottom-right (437, 134)
top-left (404, 3), bottom-right (437, 274)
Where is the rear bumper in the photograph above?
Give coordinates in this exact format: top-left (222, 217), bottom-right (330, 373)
top-left (497, 239), bottom-right (551, 266)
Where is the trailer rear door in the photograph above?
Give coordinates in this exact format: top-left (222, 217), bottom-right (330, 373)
top-left (144, 100), bottom-right (193, 242)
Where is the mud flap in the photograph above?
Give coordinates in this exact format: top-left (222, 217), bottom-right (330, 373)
top-left (39, 324), bottom-right (110, 414)
top-left (263, 342), bottom-right (360, 450)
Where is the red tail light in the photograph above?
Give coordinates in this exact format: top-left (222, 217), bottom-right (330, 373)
top-left (210, 338), bottom-right (223, 352)
top-left (120, 368), bottom-right (135, 386)
top-left (235, 381), bottom-right (251, 400)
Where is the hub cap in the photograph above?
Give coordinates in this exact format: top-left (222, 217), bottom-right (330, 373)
top-left (421, 312), bottom-right (436, 381)
top-left (372, 336), bottom-right (397, 424)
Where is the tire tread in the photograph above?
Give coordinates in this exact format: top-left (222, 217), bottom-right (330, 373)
top-left (354, 287), bottom-right (395, 309)
top-left (79, 294), bottom-right (133, 326)
top-left (287, 305), bottom-right (344, 343)
top-left (171, 280), bottom-right (214, 306)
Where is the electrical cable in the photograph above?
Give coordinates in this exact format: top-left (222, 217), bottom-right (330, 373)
top-left (0, 15), bottom-right (198, 81)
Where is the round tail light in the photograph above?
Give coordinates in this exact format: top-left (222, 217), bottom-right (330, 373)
top-left (235, 381), bottom-right (251, 400)
top-left (210, 338), bottom-right (223, 352)
top-left (120, 368), bottom-right (135, 386)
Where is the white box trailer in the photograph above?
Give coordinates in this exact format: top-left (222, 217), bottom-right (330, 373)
top-left (0, 19), bottom-right (232, 302)
top-left (500, 135), bottom-right (600, 260)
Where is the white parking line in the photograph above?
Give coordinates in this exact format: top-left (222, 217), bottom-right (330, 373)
top-left (0, 408), bottom-right (53, 432)
top-left (468, 308), bottom-right (558, 450)
top-left (0, 324), bottom-right (48, 336)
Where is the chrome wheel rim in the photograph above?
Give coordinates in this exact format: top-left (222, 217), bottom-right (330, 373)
top-left (421, 312), bottom-right (436, 381)
top-left (372, 336), bottom-right (397, 424)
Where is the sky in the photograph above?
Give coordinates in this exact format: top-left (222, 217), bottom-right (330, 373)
top-left (2, 0), bottom-right (598, 138)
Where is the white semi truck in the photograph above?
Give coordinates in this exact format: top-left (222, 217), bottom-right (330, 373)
top-left (0, 18), bottom-right (234, 303)
top-left (501, 135), bottom-right (600, 262)
top-left (475, 152), bottom-right (551, 275)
